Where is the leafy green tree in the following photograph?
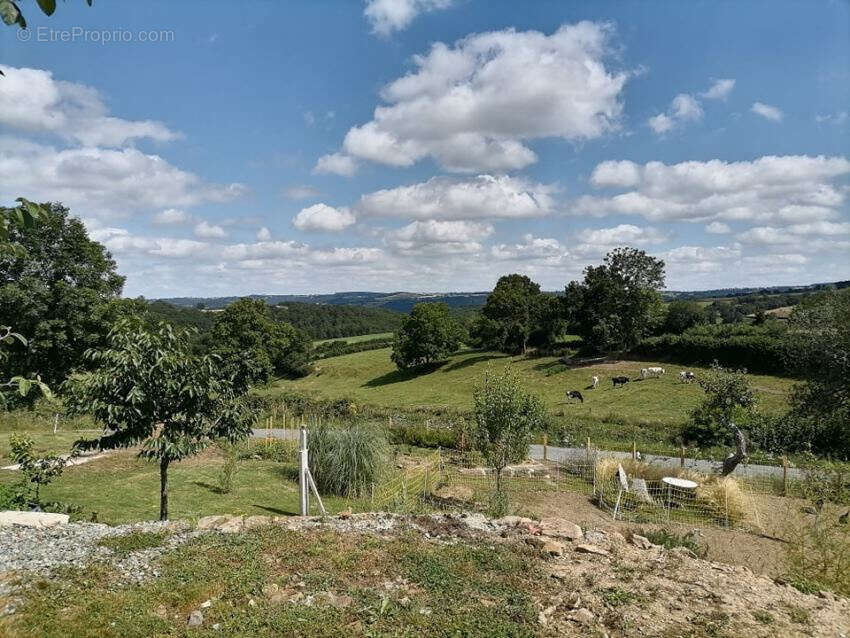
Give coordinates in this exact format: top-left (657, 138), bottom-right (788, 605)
top-left (472, 367), bottom-right (547, 492)
top-left (8, 433), bottom-right (67, 505)
top-left (66, 321), bottom-right (251, 520)
top-left (207, 298), bottom-right (312, 385)
top-left (0, 202), bottom-right (125, 388)
top-left (564, 247), bottom-right (665, 353)
top-left (0, 0), bottom-right (91, 31)
top-left (663, 300), bottom-right (707, 334)
top-left (391, 302), bottom-right (463, 370)
top-left (682, 363), bottom-right (755, 474)
top-left (474, 274), bottom-right (553, 354)
top-left (784, 290), bottom-right (850, 458)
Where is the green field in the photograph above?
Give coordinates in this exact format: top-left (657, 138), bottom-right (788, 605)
top-left (272, 347), bottom-right (793, 422)
top-left (313, 332), bottom-right (393, 345)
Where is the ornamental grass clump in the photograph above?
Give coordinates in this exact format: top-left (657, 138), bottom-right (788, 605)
top-left (308, 423), bottom-right (388, 497)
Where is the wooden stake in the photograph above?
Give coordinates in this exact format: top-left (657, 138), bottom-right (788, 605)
top-left (680, 444), bottom-right (686, 468)
top-left (782, 456), bottom-right (788, 496)
top-left (543, 433), bottom-right (548, 461)
top-left (631, 441), bottom-right (636, 461)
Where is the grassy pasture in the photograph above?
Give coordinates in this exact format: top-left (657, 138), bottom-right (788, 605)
top-left (313, 332), bottom-right (393, 346)
top-left (271, 347), bottom-right (793, 423)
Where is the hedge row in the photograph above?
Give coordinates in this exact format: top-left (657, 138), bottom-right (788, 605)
top-left (630, 333), bottom-right (792, 375)
top-left (313, 337), bottom-right (394, 360)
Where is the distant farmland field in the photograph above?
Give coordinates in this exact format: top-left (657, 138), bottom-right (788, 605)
top-left (313, 332), bottom-right (394, 346)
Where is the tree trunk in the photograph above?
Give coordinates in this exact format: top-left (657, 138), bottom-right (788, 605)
top-left (720, 423), bottom-right (747, 477)
top-left (159, 458), bottom-right (170, 521)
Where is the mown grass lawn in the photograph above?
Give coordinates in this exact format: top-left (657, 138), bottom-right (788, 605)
top-left (313, 332), bottom-right (393, 345)
top-left (269, 348), bottom-right (793, 423)
top-left (0, 449), bottom-right (360, 525)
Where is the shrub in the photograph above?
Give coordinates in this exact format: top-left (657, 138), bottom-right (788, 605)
top-left (8, 433), bottom-right (68, 505)
top-left (216, 440), bottom-right (240, 494)
top-left (634, 528), bottom-right (707, 557)
top-left (313, 337), bottom-right (394, 360)
top-left (0, 482), bottom-right (26, 510)
top-left (237, 438), bottom-right (296, 463)
top-left (388, 424), bottom-right (457, 449)
top-left (308, 424), bottom-right (388, 497)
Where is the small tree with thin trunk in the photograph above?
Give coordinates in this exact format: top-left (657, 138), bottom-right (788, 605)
top-left (472, 366), bottom-right (547, 493)
top-left (65, 320), bottom-right (251, 520)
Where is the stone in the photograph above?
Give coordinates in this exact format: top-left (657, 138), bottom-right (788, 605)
top-left (187, 610), bottom-right (204, 627)
top-left (631, 478), bottom-right (655, 504)
top-left (154, 604), bottom-right (168, 619)
top-left (460, 512), bottom-right (491, 532)
top-left (631, 534), bottom-right (655, 550)
top-left (584, 530), bottom-right (607, 545)
top-left (494, 515), bottom-right (533, 527)
top-left (217, 517), bottom-right (244, 533)
top-left (212, 623), bottom-right (221, 631)
top-left (0, 511), bottom-right (69, 528)
top-left (575, 544), bottom-right (609, 556)
top-left (196, 515), bottom-right (230, 531)
top-left (670, 546), bottom-right (697, 559)
top-left (247, 598), bottom-right (256, 607)
top-left (242, 516), bottom-right (272, 530)
top-left (538, 518), bottom-right (582, 541)
top-left (541, 540), bottom-right (565, 557)
top-left (200, 599), bottom-right (213, 609)
top-left (263, 583), bottom-right (281, 598)
top-left (569, 608), bottom-right (595, 625)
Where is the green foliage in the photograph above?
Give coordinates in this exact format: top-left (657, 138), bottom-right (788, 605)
top-left (271, 302), bottom-right (404, 340)
top-left (0, 203), bottom-right (125, 389)
top-left (486, 489), bottom-right (510, 518)
top-left (216, 440), bottom-right (240, 494)
top-left (0, 326), bottom-right (52, 409)
top-left (307, 424), bottom-right (388, 497)
top-left (97, 531), bottom-right (167, 557)
top-left (8, 433), bottom-right (67, 504)
top-left (0, 198), bottom-right (47, 256)
top-left (387, 424), bottom-right (457, 449)
top-left (784, 290), bottom-right (850, 459)
top-left (663, 300), bottom-right (708, 334)
top-left (1, 0), bottom-right (90, 30)
top-left (64, 320), bottom-right (251, 519)
top-left (472, 274), bottom-right (561, 354)
top-left (208, 298), bottom-right (312, 385)
top-left (391, 303), bottom-right (463, 370)
top-left (681, 363), bottom-right (756, 447)
top-left (313, 336), bottom-right (394, 359)
top-left (565, 247), bottom-right (666, 353)
top-left (0, 480), bottom-right (27, 509)
top-left (472, 366), bottom-right (546, 490)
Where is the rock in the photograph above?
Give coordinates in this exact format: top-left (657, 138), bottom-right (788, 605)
top-left (212, 623), bottom-right (221, 631)
top-left (247, 598), bottom-right (256, 607)
top-left (196, 515), bottom-right (230, 531)
top-left (538, 610), bottom-right (548, 626)
top-left (200, 599), bottom-right (212, 609)
top-left (338, 508), bottom-right (352, 520)
top-left (631, 478), bottom-right (655, 504)
top-left (541, 540), bottom-right (565, 557)
top-left (242, 516), bottom-right (272, 529)
top-left (0, 511), bottom-right (69, 528)
top-left (575, 544), bottom-right (609, 556)
top-left (631, 534), bottom-right (655, 550)
top-left (670, 546), bottom-right (697, 559)
top-left (494, 515), bottom-right (533, 527)
top-left (263, 583), bottom-right (281, 598)
top-left (154, 604), bottom-right (168, 618)
top-left (460, 512), bottom-right (491, 532)
top-left (187, 610), bottom-right (204, 627)
top-left (569, 608), bottom-right (595, 626)
top-left (434, 485), bottom-right (475, 502)
top-left (419, 607), bottom-right (432, 615)
top-left (609, 531), bottom-right (626, 544)
top-left (538, 518), bottom-right (582, 541)
top-left (583, 529), bottom-right (607, 545)
top-left (217, 517), bottom-right (244, 534)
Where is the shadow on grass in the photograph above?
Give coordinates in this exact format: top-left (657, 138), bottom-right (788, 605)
top-left (253, 504), bottom-right (298, 516)
top-left (441, 353), bottom-right (508, 372)
top-left (362, 361), bottom-right (446, 387)
top-left (193, 481), bottom-right (226, 495)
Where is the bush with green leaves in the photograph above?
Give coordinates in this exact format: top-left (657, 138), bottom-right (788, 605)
top-left (387, 424), bottom-right (458, 449)
top-left (391, 302), bottom-right (463, 370)
top-left (472, 367), bottom-right (547, 492)
top-left (681, 363), bottom-right (756, 448)
top-left (308, 423), bottom-right (388, 497)
top-left (7, 433), bottom-right (68, 505)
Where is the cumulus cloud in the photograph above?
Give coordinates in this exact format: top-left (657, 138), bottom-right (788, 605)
top-left (701, 78), bottom-right (735, 100)
top-left (313, 152), bottom-right (358, 176)
top-left (331, 22), bottom-right (629, 173)
top-left (283, 185), bottom-right (323, 199)
top-left (0, 137), bottom-right (246, 220)
top-left (738, 221), bottom-right (850, 244)
top-left (0, 66), bottom-right (180, 147)
top-left (292, 203), bottom-right (356, 232)
top-left (194, 220), bottom-right (227, 239)
top-left (358, 174), bottom-right (557, 220)
top-left (364, 0), bottom-right (453, 36)
top-left (751, 102), bottom-right (783, 122)
top-left (815, 111), bottom-right (847, 126)
top-left (576, 155), bottom-right (850, 224)
top-left (648, 93), bottom-right (703, 135)
top-left (705, 221), bottom-right (731, 234)
top-left (385, 220), bottom-right (492, 255)
top-left (256, 227), bottom-right (272, 241)
top-left (491, 234), bottom-right (567, 263)
top-left (576, 224), bottom-right (670, 247)
top-left (153, 208), bottom-right (190, 225)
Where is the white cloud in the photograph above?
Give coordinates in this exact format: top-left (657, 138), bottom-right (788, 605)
top-left (751, 102), bottom-right (783, 122)
top-left (284, 185), bottom-right (322, 199)
top-left (648, 93), bottom-right (703, 135)
top-left (385, 220), bottom-right (492, 255)
top-left (660, 245), bottom-right (742, 274)
top-left (815, 111), bottom-right (848, 126)
top-left (153, 208), bottom-right (190, 225)
top-left (0, 137), bottom-right (246, 220)
top-left (705, 221), bottom-right (731, 234)
top-left (0, 65), bottom-right (180, 147)
top-left (358, 174), bottom-right (557, 220)
top-left (256, 226), bottom-right (272, 241)
top-left (491, 234), bottom-right (567, 262)
top-left (292, 203), bottom-right (356, 232)
top-left (364, 0), bottom-right (453, 36)
top-left (701, 78), bottom-right (735, 100)
top-left (738, 221), bottom-right (850, 244)
top-left (576, 224), bottom-right (670, 247)
top-left (575, 155), bottom-right (850, 224)
top-left (335, 22), bottom-right (629, 172)
top-left (194, 220), bottom-right (227, 239)
top-left (313, 152), bottom-right (358, 177)
top-left (648, 113), bottom-right (675, 134)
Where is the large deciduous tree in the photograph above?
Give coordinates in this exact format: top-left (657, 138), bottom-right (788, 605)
top-left (663, 300), bottom-right (707, 334)
top-left (564, 247), bottom-right (665, 353)
top-left (207, 298), bottom-right (312, 385)
top-left (66, 321), bottom-right (251, 520)
top-left (472, 366), bottom-right (547, 492)
top-left (0, 202), bottom-right (125, 388)
top-left (391, 302), bottom-right (463, 370)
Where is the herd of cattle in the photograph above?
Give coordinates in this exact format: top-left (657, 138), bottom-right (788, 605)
top-left (565, 367), bottom-right (696, 403)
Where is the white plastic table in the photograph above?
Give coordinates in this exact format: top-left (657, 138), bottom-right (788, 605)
top-left (662, 476), bottom-right (699, 518)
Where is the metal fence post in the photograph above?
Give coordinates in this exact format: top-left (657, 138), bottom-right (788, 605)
top-left (299, 426), bottom-right (309, 516)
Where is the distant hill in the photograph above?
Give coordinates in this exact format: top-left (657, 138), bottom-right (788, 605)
top-left (158, 280), bottom-right (848, 313)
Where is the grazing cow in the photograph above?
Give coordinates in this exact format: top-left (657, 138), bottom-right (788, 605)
top-left (612, 376), bottom-right (629, 388)
top-left (647, 366), bottom-right (665, 377)
top-left (640, 368), bottom-right (649, 380)
top-left (591, 375), bottom-right (599, 389)
top-left (679, 370), bottom-right (696, 383)
top-left (567, 390), bottom-right (584, 403)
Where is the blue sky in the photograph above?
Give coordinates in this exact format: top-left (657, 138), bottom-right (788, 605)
top-left (1, 0), bottom-right (848, 297)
